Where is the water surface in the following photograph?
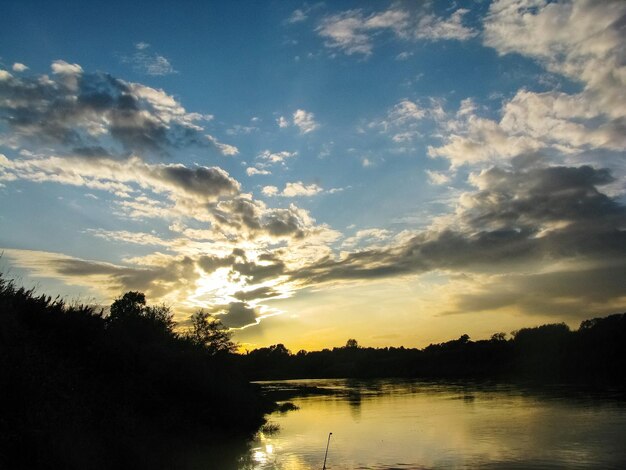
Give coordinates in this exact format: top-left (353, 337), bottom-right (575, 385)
top-left (246, 379), bottom-right (626, 469)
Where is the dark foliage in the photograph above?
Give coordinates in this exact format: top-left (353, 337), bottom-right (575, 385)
top-left (0, 276), bottom-right (272, 470)
top-left (238, 314), bottom-right (626, 385)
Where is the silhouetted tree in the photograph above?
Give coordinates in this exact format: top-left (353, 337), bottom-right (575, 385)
top-left (108, 291), bottom-right (174, 333)
top-left (187, 310), bottom-right (236, 355)
top-left (491, 332), bottom-right (507, 342)
top-left (345, 338), bottom-right (359, 348)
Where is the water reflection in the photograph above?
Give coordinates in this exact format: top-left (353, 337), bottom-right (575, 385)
top-left (247, 379), bottom-right (626, 469)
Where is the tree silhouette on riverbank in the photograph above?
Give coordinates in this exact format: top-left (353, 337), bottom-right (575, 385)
top-left (0, 275), bottom-right (272, 469)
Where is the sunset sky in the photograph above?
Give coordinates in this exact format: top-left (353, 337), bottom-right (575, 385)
top-left (1, 0), bottom-right (624, 351)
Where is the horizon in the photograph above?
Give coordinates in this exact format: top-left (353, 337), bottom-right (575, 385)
top-left (1, 0), bottom-right (625, 352)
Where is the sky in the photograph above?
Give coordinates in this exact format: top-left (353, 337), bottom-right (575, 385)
top-left (1, 0), bottom-right (625, 351)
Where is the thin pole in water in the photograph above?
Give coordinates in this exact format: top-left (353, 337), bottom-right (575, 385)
top-left (322, 432), bottom-right (332, 470)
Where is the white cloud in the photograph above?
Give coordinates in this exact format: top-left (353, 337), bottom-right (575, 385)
top-left (262, 185), bottom-right (279, 197)
top-left (429, 1), bottom-right (626, 168)
top-left (12, 63), bottom-right (28, 72)
top-left (277, 116), bottom-right (290, 128)
top-left (262, 181), bottom-right (324, 197)
top-left (342, 228), bottom-right (392, 248)
top-left (371, 99), bottom-right (430, 142)
top-left (317, 10), bottom-right (375, 56)
top-left (387, 100), bottom-right (426, 125)
top-left (282, 181), bottom-right (323, 197)
top-left (287, 9), bottom-right (308, 24)
top-left (51, 60), bottom-right (83, 75)
top-left (246, 167), bottom-right (271, 176)
top-left (395, 52), bottom-right (413, 61)
top-left (206, 135), bottom-right (239, 156)
top-left (276, 111), bottom-right (319, 133)
top-left (0, 154), bottom-right (241, 204)
top-left (415, 8), bottom-right (476, 41)
top-left (0, 70), bottom-right (11, 81)
top-left (293, 109), bottom-right (319, 133)
top-left (426, 170), bottom-right (451, 185)
top-left (258, 150), bottom-right (297, 164)
top-left (317, 7), bottom-right (476, 57)
top-left (123, 43), bottom-right (177, 76)
top-left (484, 0), bottom-right (626, 119)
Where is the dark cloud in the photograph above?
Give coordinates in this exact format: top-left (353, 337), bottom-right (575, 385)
top-left (447, 264), bottom-right (626, 318)
top-left (218, 302), bottom-right (258, 328)
top-left (197, 250), bottom-right (285, 284)
top-left (155, 165), bottom-right (240, 200)
top-left (0, 66), bottom-right (220, 158)
top-left (290, 164), bottom-right (626, 300)
top-left (53, 256), bottom-right (196, 299)
top-left (233, 286), bottom-right (280, 302)
top-left (232, 259), bottom-right (286, 283)
top-left (197, 254), bottom-right (236, 274)
top-left (464, 165), bottom-right (620, 231)
top-left (212, 198), bottom-right (314, 240)
top-left (263, 207), bottom-right (309, 239)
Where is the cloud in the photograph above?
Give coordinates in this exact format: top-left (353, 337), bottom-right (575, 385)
top-left (233, 286), bottom-right (281, 302)
top-left (11, 63), bottom-right (28, 72)
top-left (1, 248), bottom-right (198, 304)
top-left (426, 170), bottom-right (451, 185)
top-left (371, 99), bottom-right (429, 142)
top-left (0, 150), bottom-right (333, 247)
top-left (218, 302), bottom-right (259, 328)
top-left (317, 6), bottom-right (476, 57)
top-left (317, 10), bottom-right (380, 56)
top-left (395, 52), bottom-right (413, 61)
top-left (275, 111), bottom-right (319, 133)
top-left (123, 42), bottom-right (177, 76)
top-left (282, 181), bottom-right (323, 197)
top-left (51, 60), bottom-right (83, 75)
top-left (277, 116), bottom-right (290, 128)
top-left (342, 228), bottom-right (392, 249)
top-left (286, 9), bottom-right (308, 24)
top-left (262, 181), bottom-right (324, 198)
top-left (415, 8), bottom-right (476, 41)
top-left (246, 167), bottom-right (271, 176)
top-left (210, 196), bottom-right (327, 242)
top-left (446, 264), bottom-right (626, 317)
top-left (0, 154), bottom-right (240, 203)
top-left (258, 149), bottom-right (297, 164)
top-left (0, 62), bottom-right (235, 157)
top-left (262, 185), bottom-right (279, 197)
top-left (293, 109), bottom-right (319, 133)
top-left (426, 0), bottom-right (626, 168)
top-left (287, 162), bottom-right (626, 319)
top-left (206, 135), bottom-right (239, 156)
top-left (428, 87), bottom-right (626, 167)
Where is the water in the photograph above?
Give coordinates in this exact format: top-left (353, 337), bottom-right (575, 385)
top-left (244, 379), bottom-right (626, 469)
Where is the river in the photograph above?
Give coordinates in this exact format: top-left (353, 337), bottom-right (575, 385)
top-left (241, 379), bottom-right (626, 469)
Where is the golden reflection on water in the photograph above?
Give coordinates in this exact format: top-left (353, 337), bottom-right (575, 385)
top-left (247, 379), bottom-right (626, 470)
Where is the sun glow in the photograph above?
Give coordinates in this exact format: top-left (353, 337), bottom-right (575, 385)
top-left (189, 267), bottom-right (242, 307)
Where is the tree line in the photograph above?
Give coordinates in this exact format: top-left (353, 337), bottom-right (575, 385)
top-left (238, 316), bottom-right (626, 384)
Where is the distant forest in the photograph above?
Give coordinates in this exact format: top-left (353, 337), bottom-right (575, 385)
top-left (1, 274), bottom-right (625, 468)
top-left (238, 315), bottom-right (626, 384)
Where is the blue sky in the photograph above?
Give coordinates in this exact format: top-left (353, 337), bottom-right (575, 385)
top-left (1, 0), bottom-right (625, 350)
